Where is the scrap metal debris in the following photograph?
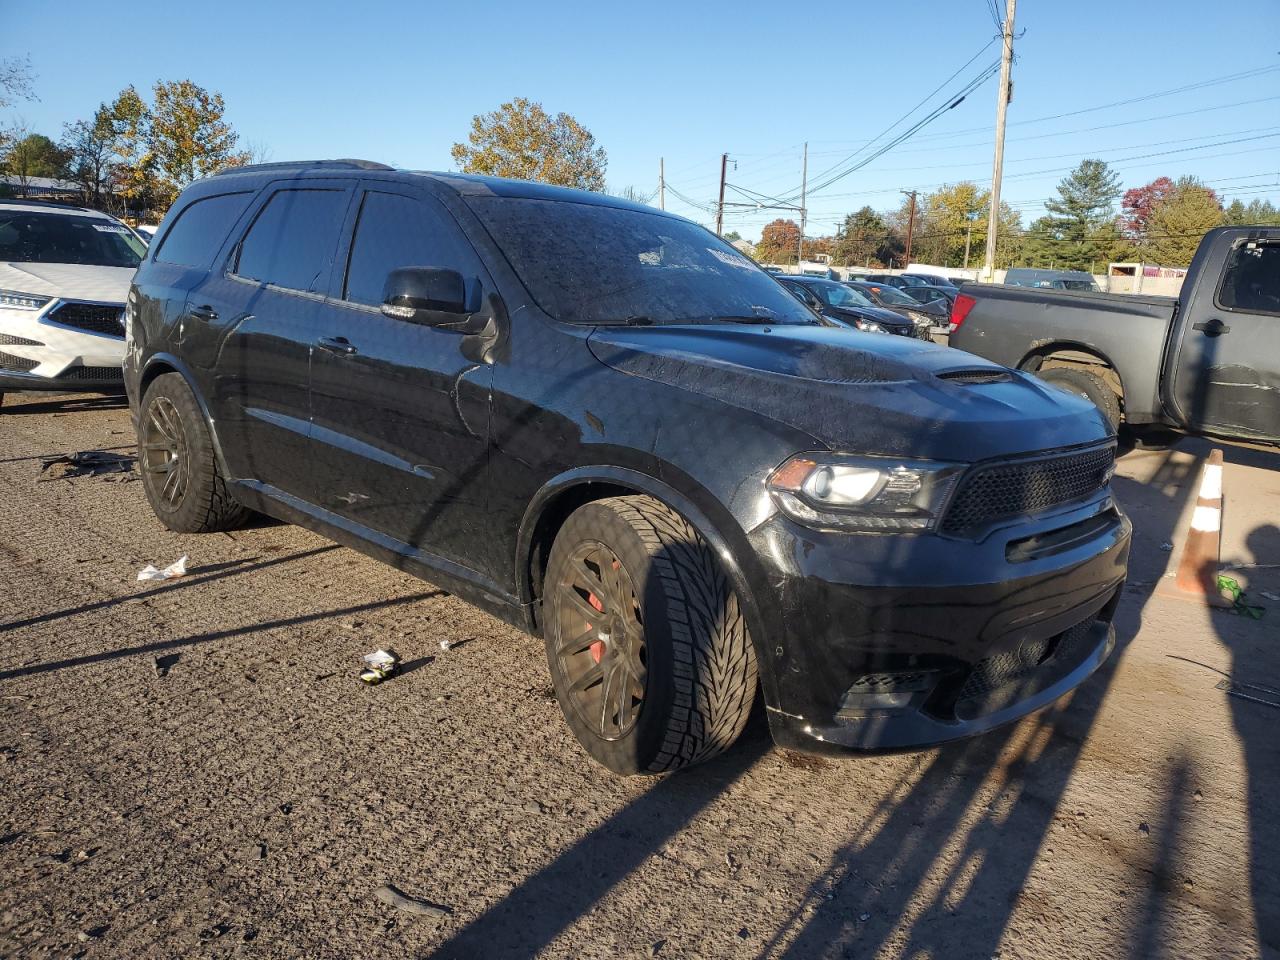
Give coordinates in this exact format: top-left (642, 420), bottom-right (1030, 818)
top-left (39, 450), bottom-right (135, 481)
top-left (137, 556), bottom-right (188, 581)
top-left (359, 649), bottom-right (400, 684)
top-left (373, 883), bottom-right (449, 918)
top-left (1216, 678), bottom-right (1280, 710)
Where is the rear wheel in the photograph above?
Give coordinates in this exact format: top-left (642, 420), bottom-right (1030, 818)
top-left (542, 495), bottom-right (758, 775)
top-left (138, 373), bottom-right (250, 533)
top-left (1037, 367), bottom-right (1121, 431)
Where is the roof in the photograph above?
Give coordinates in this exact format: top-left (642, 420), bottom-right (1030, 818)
top-left (0, 198), bottom-right (115, 219)
top-left (200, 159), bottom-right (676, 219)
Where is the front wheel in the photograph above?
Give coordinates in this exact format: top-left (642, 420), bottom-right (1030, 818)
top-left (542, 495), bottom-right (758, 775)
top-left (1037, 367), bottom-right (1121, 432)
top-left (138, 373), bottom-right (250, 533)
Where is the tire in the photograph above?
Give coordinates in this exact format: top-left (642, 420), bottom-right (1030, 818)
top-left (138, 373), bottom-right (250, 533)
top-left (1038, 367), bottom-right (1121, 431)
top-left (542, 495), bottom-right (758, 775)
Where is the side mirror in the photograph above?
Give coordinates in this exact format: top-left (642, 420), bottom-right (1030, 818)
top-left (380, 266), bottom-right (481, 330)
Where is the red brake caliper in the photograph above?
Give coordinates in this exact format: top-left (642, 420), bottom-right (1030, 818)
top-left (586, 592), bottom-right (605, 663)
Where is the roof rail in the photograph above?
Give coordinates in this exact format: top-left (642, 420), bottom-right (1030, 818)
top-left (209, 158), bottom-right (395, 177)
top-left (0, 197), bottom-right (97, 213)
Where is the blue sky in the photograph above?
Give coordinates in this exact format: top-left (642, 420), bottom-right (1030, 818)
top-left (5, 0), bottom-right (1279, 240)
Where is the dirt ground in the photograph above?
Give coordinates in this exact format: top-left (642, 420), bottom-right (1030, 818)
top-left (1, 391), bottom-right (1277, 960)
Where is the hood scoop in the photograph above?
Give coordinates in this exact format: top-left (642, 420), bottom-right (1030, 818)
top-left (936, 368), bottom-right (1013, 385)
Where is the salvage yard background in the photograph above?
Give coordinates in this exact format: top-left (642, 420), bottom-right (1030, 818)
top-left (1, 392), bottom-right (1278, 959)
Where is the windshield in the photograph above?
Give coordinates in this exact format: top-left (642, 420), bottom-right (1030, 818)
top-left (1057, 279), bottom-right (1099, 291)
top-left (0, 211), bottom-right (145, 268)
top-left (467, 196), bottom-right (817, 326)
top-left (816, 282), bottom-right (875, 308)
top-left (857, 283), bottom-right (916, 306)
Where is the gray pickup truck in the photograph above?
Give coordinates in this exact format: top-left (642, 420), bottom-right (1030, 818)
top-left (950, 226), bottom-right (1280, 446)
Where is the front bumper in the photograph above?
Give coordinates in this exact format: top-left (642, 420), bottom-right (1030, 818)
top-left (0, 367), bottom-right (125, 394)
top-left (0, 300), bottom-right (126, 395)
top-left (752, 492), bottom-right (1131, 753)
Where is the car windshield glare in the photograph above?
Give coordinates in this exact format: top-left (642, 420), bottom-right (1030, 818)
top-left (467, 197), bottom-right (817, 326)
top-left (822, 283), bottom-right (874, 308)
top-left (0, 211), bottom-right (145, 268)
top-left (862, 284), bottom-right (915, 305)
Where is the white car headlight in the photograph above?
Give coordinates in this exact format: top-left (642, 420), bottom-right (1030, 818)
top-left (768, 454), bottom-right (965, 532)
top-left (0, 290), bottom-right (52, 311)
top-left (854, 319), bottom-right (886, 333)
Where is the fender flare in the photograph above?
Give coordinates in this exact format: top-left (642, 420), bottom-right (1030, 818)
top-left (515, 465), bottom-right (781, 709)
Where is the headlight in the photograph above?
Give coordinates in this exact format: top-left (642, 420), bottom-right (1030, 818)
top-left (0, 290), bottom-right (52, 311)
top-left (768, 453), bottom-right (964, 532)
top-left (854, 319), bottom-right (886, 333)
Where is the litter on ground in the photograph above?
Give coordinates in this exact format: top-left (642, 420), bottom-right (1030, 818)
top-left (137, 556), bottom-right (189, 581)
top-left (360, 649), bottom-right (401, 684)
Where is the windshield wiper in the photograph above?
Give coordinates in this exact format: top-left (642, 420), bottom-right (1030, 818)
top-left (592, 315), bottom-right (654, 326)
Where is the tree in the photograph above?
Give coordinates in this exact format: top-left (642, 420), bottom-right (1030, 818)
top-left (1144, 176), bottom-right (1223, 266)
top-left (101, 85), bottom-right (154, 214)
top-left (0, 56), bottom-right (35, 110)
top-left (2, 131), bottom-right (70, 194)
top-left (1120, 176), bottom-right (1174, 238)
top-left (149, 80), bottom-right (249, 209)
top-left (831, 206), bottom-right (896, 267)
top-left (1224, 198), bottom-right (1280, 226)
top-left (452, 97), bottom-right (607, 191)
top-left (755, 218), bottom-right (801, 264)
top-left (61, 109), bottom-right (116, 208)
top-left (1034, 159), bottom-right (1123, 271)
top-left (723, 230), bottom-right (742, 243)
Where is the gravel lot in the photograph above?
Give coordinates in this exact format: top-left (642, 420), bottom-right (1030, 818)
top-left (1, 392), bottom-right (1278, 960)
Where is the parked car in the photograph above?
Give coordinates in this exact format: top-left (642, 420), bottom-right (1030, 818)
top-left (779, 275), bottom-right (930, 338)
top-left (950, 226), bottom-right (1280, 444)
top-left (0, 199), bottom-right (144, 409)
top-left (901, 284), bottom-right (960, 309)
top-left (126, 160), bottom-right (1131, 775)
top-left (845, 280), bottom-right (948, 327)
top-left (901, 272), bottom-right (953, 288)
top-left (861, 273), bottom-right (924, 289)
top-left (1003, 267), bottom-right (1100, 292)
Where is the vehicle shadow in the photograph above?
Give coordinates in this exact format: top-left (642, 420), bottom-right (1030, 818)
top-left (0, 544), bottom-right (341, 635)
top-left (0, 393), bottom-right (128, 416)
top-left (413, 440), bottom-right (1208, 959)
top-left (0, 589), bottom-right (444, 681)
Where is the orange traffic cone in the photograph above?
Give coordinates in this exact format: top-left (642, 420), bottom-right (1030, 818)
top-left (1158, 448), bottom-right (1231, 607)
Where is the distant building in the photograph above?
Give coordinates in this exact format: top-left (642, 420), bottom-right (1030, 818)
top-left (730, 238), bottom-right (756, 257)
top-left (0, 175), bottom-right (83, 199)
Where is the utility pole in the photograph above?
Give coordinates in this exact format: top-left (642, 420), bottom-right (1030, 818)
top-left (982, 0), bottom-right (1016, 282)
top-left (963, 219), bottom-right (973, 269)
top-left (797, 142), bottom-right (808, 266)
top-left (659, 157), bottom-right (665, 211)
top-left (715, 153), bottom-right (728, 236)
top-left (902, 190), bottom-right (917, 267)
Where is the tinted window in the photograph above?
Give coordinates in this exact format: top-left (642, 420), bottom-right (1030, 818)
top-left (344, 191), bottom-right (473, 306)
top-left (1218, 240), bottom-right (1280, 315)
top-left (154, 192), bottom-right (251, 267)
top-left (467, 197), bottom-right (815, 326)
top-left (0, 210), bottom-right (145, 267)
top-left (235, 189), bottom-right (349, 292)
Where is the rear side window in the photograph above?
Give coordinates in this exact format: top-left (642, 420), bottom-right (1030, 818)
top-left (154, 192), bottom-right (251, 267)
top-left (235, 189), bottom-right (349, 293)
top-left (1217, 239), bottom-right (1280, 316)
top-left (343, 191), bottom-right (477, 307)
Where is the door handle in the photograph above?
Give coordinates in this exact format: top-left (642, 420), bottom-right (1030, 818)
top-left (1192, 318), bottom-right (1231, 336)
top-left (316, 335), bottom-right (358, 356)
top-left (189, 304), bottom-right (218, 322)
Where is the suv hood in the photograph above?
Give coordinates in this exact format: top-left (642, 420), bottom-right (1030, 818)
top-left (587, 324), bottom-right (1110, 463)
top-left (0, 262), bottom-right (135, 304)
top-left (827, 303), bottom-right (913, 329)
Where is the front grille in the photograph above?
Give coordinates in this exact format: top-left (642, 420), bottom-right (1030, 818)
top-left (937, 368), bottom-right (1012, 385)
top-left (48, 302), bottom-right (125, 338)
top-left (0, 350), bottom-right (38, 372)
top-left (955, 619), bottom-right (1096, 720)
top-left (0, 333), bottom-right (43, 347)
top-left (60, 365), bottom-right (123, 381)
top-left (941, 444), bottom-right (1115, 535)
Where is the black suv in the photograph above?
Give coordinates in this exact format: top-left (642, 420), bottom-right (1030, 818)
top-left (125, 161), bottom-right (1131, 775)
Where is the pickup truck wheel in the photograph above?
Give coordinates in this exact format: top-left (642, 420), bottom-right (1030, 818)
top-left (542, 495), bottom-right (758, 775)
top-left (1037, 368), bottom-right (1121, 431)
top-left (138, 373), bottom-right (250, 533)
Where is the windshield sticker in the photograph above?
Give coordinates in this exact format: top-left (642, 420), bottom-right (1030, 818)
top-left (92, 224), bottom-right (130, 234)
